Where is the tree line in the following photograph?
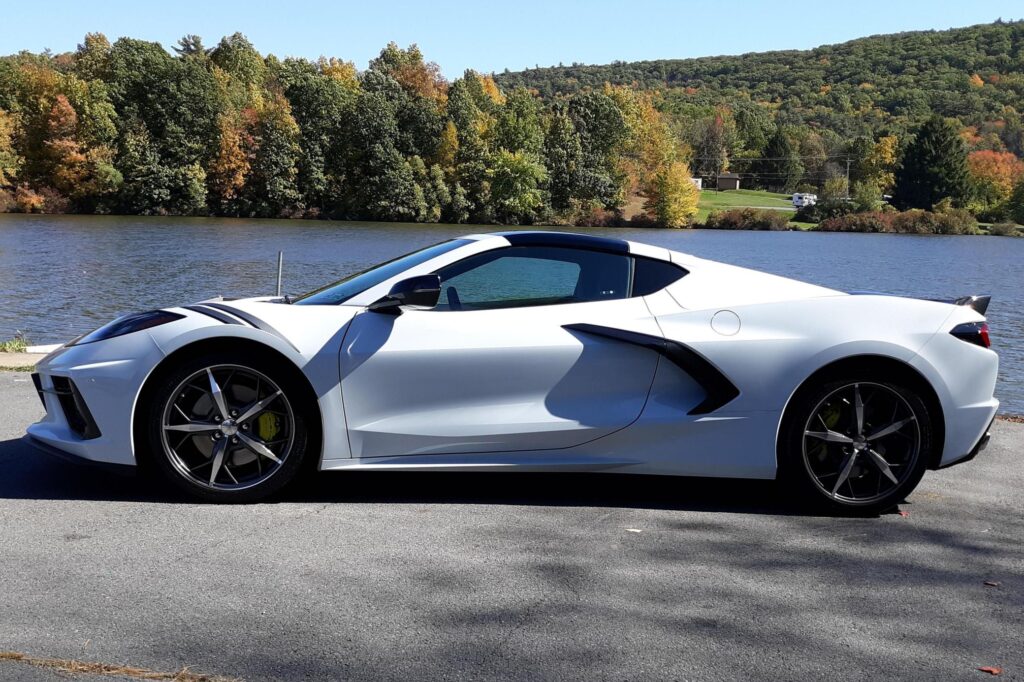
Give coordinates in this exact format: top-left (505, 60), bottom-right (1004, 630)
top-left (0, 35), bottom-right (698, 226)
top-left (1, 24), bottom-right (1023, 228)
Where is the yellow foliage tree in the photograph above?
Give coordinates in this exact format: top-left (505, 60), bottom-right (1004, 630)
top-left (865, 135), bottom-right (898, 191)
top-left (645, 161), bottom-right (699, 228)
top-left (434, 120), bottom-right (459, 174)
top-left (318, 57), bottom-right (359, 90)
top-left (207, 113), bottom-right (252, 204)
top-left (477, 74), bottom-right (505, 106)
top-left (605, 85), bottom-right (680, 213)
top-left (0, 110), bottom-right (23, 186)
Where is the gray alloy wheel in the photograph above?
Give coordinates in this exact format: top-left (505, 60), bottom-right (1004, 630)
top-left (160, 364), bottom-right (296, 492)
top-left (801, 381), bottom-right (922, 506)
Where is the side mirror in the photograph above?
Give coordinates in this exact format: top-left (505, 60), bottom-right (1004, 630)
top-left (368, 274), bottom-right (441, 314)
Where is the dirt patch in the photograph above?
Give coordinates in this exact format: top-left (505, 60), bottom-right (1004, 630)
top-left (0, 651), bottom-right (240, 681)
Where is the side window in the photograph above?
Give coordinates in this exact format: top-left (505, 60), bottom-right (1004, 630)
top-left (632, 258), bottom-right (688, 295)
top-left (434, 246), bottom-right (632, 310)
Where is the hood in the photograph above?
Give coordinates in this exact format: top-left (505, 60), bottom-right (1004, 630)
top-left (183, 296), bottom-right (361, 359)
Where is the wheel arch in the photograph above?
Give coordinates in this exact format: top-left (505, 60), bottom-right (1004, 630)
top-left (131, 337), bottom-right (323, 469)
top-left (777, 354), bottom-right (946, 471)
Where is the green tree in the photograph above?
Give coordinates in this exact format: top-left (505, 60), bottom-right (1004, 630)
top-left (73, 33), bottom-right (112, 82)
top-left (690, 108), bottom-right (738, 179)
top-left (543, 108), bottom-right (583, 212)
top-left (106, 38), bottom-right (223, 168)
top-left (447, 73), bottom-right (494, 222)
top-left (493, 87), bottom-right (544, 155)
top-left (115, 122), bottom-right (207, 215)
top-left (280, 60), bottom-right (356, 215)
top-left (1008, 177), bottom-right (1024, 225)
top-left (892, 115), bottom-right (970, 210)
top-left (733, 103), bottom-right (774, 155)
top-left (243, 95), bottom-right (302, 217)
top-left (173, 35), bottom-right (208, 59)
top-left (210, 33), bottom-right (267, 108)
top-left (567, 91), bottom-right (627, 208)
top-left (851, 179), bottom-right (882, 212)
top-left (489, 149), bottom-right (547, 224)
top-left (751, 129), bottom-right (804, 191)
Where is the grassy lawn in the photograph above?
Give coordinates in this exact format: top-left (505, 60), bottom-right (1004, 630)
top-left (696, 189), bottom-right (794, 222)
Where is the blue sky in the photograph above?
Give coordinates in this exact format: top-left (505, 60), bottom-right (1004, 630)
top-left (3, 1), bottom-right (1020, 76)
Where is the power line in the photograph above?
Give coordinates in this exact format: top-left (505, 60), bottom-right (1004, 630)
top-left (690, 154), bottom-right (855, 161)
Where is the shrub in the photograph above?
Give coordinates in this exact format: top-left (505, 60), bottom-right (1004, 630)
top-left (12, 185), bottom-right (69, 214)
top-left (794, 199), bottom-right (854, 223)
top-left (816, 212), bottom-right (895, 232)
top-left (702, 208), bottom-right (791, 231)
top-left (989, 222), bottom-right (1021, 237)
top-left (816, 209), bottom-right (978, 234)
top-left (0, 331), bottom-right (28, 353)
top-left (14, 185), bottom-right (45, 213)
top-left (892, 208), bottom-right (978, 234)
top-left (936, 207), bottom-right (979, 234)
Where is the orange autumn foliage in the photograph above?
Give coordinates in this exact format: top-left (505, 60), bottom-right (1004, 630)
top-left (968, 150), bottom-right (1024, 201)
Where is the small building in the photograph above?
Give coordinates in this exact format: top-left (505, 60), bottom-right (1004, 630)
top-left (717, 173), bottom-right (741, 191)
top-left (690, 177), bottom-right (702, 190)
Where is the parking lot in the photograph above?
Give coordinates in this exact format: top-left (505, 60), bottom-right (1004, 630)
top-left (0, 370), bottom-right (1021, 681)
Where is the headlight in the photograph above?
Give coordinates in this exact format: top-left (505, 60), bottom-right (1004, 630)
top-left (71, 310), bottom-right (185, 346)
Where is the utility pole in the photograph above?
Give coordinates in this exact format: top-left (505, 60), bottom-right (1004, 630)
top-left (846, 157), bottom-right (852, 199)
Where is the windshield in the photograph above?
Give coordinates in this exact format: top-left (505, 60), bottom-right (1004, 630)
top-left (294, 239), bottom-right (473, 305)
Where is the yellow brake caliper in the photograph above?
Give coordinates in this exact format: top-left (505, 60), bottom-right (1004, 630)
top-left (257, 411), bottom-right (279, 441)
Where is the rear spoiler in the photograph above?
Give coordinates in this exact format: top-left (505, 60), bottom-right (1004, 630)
top-left (850, 291), bottom-right (991, 315)
top-left (948, 295), bottom-right (991, 315)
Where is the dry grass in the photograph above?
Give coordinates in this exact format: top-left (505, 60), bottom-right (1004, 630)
top-left (0, 651), bottom-right (241, 681)
top-left (997, 413), bottom-right (1024, 423)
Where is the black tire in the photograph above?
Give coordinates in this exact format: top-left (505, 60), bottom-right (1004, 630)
top-left (780, 372), bottom-right (934, 516)
top-left (143, 349), bottom-right (313, 503)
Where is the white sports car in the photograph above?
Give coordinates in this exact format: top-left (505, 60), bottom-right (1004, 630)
top-left (25, 231), bottom-right (998, 512)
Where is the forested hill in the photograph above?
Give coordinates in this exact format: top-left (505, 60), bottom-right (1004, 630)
top-left (495, 20), bottom-right (1024, 136)
top-left (2, 23), bottom-right (1024, 228)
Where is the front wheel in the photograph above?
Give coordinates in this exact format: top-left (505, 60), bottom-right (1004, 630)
top-left (781, 377), bottom-right (934, 515)
top-left (144, 351), bottom-right (312, 502)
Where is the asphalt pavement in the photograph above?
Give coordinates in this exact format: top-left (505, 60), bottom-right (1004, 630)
top-left (0, 371), bottom-right (1021, 681)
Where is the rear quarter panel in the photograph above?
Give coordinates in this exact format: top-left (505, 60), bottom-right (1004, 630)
top-left (657, 295), bottom-right (959, 414)
top-left (617, 295), bottom-right (964, 478)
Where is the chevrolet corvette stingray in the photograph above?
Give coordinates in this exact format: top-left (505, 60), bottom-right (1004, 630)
top-left (25, 231), bottom-right (998, 512)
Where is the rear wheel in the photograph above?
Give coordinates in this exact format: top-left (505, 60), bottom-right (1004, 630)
top-left (144, 351), bottom-right (312, 502)
top-left (782, 376), bottom-right (933, 515)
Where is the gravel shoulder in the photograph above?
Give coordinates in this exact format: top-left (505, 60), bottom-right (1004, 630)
top-left (0, 371), bottom-right (1021, 681)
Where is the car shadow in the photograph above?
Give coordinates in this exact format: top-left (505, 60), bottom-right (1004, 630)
top-left (0, 436), bottom-right (855, 516)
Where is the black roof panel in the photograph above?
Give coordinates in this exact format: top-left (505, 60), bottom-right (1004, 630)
top-left (494, 231), bottom-right (630, 254)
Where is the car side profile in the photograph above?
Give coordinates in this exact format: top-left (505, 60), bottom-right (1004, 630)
top-left (25, 231), bottom-right (999, 513)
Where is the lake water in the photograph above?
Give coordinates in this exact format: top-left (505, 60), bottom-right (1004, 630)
top-left (1, 213), bottom-right (1021, 412)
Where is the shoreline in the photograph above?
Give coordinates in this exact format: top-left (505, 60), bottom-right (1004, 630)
top-left (1, 210), bottom-right (1019, 236)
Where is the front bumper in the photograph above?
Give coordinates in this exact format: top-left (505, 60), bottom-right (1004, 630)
top-left (26, 332), bottom-right (167, 467)
top-left (21, 434), bottom-right (136, 476)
